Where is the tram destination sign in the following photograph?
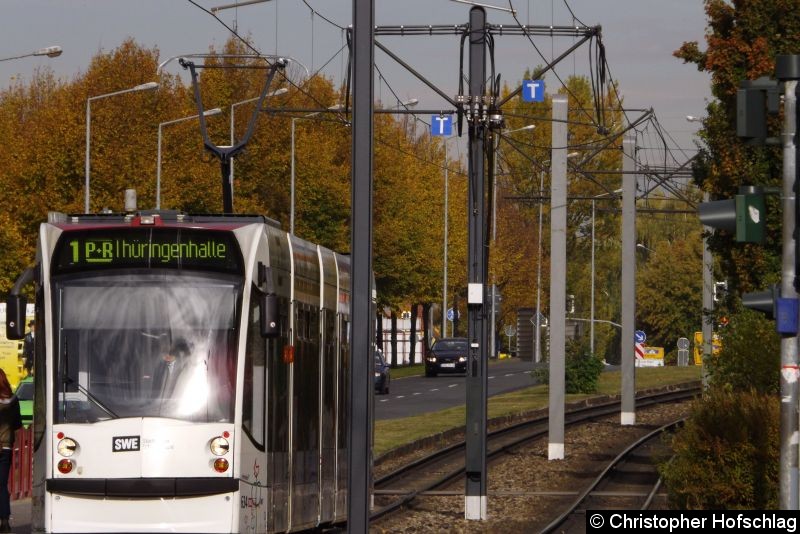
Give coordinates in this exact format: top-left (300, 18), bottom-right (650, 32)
top-left (53, 228), bottom-right (243, 274)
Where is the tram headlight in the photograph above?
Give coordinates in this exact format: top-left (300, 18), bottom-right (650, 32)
top-left (210, 436), bottom-right (230, 456)
top-left (57, 438), bottom-right (78, 457)
top-left (57, 459), bottom-right (74, 474)
top-left (213, 458), bottom-right (229, 473)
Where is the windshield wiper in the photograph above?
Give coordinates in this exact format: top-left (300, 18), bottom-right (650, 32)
top-left (62, 376), bottom-right (119, 419)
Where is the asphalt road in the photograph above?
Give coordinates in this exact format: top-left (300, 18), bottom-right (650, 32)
top-left (375, 357), bottom-right (541, 420)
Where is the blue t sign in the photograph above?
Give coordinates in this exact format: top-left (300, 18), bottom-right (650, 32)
top-left (431, 115), bottom-right (453, 136)
top-left (522, 80), bottom-right (545, 102)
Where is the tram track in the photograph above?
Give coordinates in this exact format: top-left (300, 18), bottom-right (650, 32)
top-left (539, 417), bottom-right (684, 533)
top-left (369, 385), bottom-right (698, 525)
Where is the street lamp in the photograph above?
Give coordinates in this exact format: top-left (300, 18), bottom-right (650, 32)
top-left (590, 187), bottom-right (622, 357)
top-left (85, 82), bottom-right (159, 212)
top-left (229, 87), bottom-right (288, 189)
top-left (441, 135), bottom-right (461, 338)
top-left (490, 124), bottom-right (536, 358)
top-left (685, 115), bottom-right (703, 123)
top-left (157, 108), bottom-right (222, 209)
top-left (291, 103), bottom-right (345, 235)
top-left (211, 0), bottom-right (272, 12)
top-left (0, 45), bottom-right (63, 62)
top-left (291, 98), bottom-right (414, 235)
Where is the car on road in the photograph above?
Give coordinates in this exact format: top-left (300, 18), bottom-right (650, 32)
top-left (426, 337), bottom-right (468, 377)
top-left (374, 348), bottom-right (390, 394)
top-left (14, 375), bottom-right (33, 428)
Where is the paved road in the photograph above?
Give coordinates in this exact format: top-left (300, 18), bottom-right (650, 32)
top-left (375, 357), bottom-right (542, 420)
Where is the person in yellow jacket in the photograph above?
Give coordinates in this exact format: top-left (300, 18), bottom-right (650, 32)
top-left (0, 369), bottom-right (22, 533)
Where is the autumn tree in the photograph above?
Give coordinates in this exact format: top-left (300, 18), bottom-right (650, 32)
top-left (674, 0), bottom-right (800, 293)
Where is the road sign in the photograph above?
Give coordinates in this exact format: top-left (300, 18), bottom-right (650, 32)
top-left (634, 342), bottom-right (645, 360)
top-left (504, 325), bottom-right (516, 337)
top-left (522, 79), bottom-right (545, 102)
top-left (431, 115), bottom-right (453, 136)
top-left (677, 337), bottom-right (690, 350)
top-left (634, 330), bottom-right (646, 344)
top-left (446, 307), bottom-right (460, 322)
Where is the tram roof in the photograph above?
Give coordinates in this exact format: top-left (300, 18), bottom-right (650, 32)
top-left (47, 211), bottom-right (282, 231)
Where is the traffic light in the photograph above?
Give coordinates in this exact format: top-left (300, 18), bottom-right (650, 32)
top-left (698, 186), bottom-right (765, 243)
top-left (736, 77), bottom-right (779, 145)
top-left (742, 284), bottom-right (798, 334)
top-left (742, 285), bottom-right (777, 319)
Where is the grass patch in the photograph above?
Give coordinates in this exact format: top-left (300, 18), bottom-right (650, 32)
top-left (389, 364), bottom-right (425, 379)
top-left (374, 365), bottom-right (701, 455)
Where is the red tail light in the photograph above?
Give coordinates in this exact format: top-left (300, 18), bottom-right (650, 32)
top-left (213, 458), bottom-right (229, 473)
top-left (57, 459), bottom-right (73, 474)
top-left (283, 345), bottom-right (295, 364)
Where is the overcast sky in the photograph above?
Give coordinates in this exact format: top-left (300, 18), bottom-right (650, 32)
top-left (1, 0), bottom-right (710, 160)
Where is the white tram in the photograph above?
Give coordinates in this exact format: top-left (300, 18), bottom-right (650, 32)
top-left (6, 211), bottom-right (351, 533)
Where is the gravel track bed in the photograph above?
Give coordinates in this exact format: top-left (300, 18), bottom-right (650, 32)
top-left (370, 400), bottom-right (690, 533)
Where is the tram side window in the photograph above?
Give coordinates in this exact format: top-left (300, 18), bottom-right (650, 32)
top-left (243, 287), bottom-right (266, 448)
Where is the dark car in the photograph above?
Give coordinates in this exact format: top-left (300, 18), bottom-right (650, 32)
top-left (426, 337), bottom-right (468, 377)
top-left (374, 348), bottom-right (390, 394)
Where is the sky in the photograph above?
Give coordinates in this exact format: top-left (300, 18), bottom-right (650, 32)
top-left (1, 0), bottom-right (710, 163)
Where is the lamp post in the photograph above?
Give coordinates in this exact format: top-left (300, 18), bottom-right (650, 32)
top-left (491, 124), bottom-right (535, 358)
top-left (157, 108), bottom-right (222, 209)
top-left (0, 45), bottom-right (62, 62)
top-left (441, 135), bottom-right (461, 338)
top-left (291, 103), bottom-right (345, 235)
top-left (85, 81), bottom-right (158, 212)
top-left (230, 87), bottom-right (288, 192)
top-left (589, 187), bottom-right (622, 358)
top-left (291, 99), bottom-right (414, 235)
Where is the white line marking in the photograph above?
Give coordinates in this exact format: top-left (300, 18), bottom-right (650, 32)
top-left (396, 395), bottom-right (405, 399)
top-left (430, 388), bottom-right (439, 392)
top-left (413, 392), bottom-right (421, 396)
top-left (379, 399), bottom-right (389, 402)
top-left (448, 384), bottom-right (458, 388)
top-left (505, 373), bottom-right (514, 377)
top-left (488, 376), bottom-right (495, 379)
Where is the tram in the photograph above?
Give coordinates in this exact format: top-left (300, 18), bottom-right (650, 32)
top-left (5, 210), bottom-right (351, 533)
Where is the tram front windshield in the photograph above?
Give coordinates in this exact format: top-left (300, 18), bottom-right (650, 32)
top-left (54, 272), bottom-right (240, 424)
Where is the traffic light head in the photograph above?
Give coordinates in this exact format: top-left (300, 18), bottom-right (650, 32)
top-left (698, 188), bottom-right (765, 244)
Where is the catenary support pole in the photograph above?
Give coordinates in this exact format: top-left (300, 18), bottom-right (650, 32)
top-left (621, 134), bottom-right (636, 426)
top-left (548, 95), bottom-right (568, 460)
top-left (348, 0), bottom-right (374, 530)
top-left (465, 5), bottom-right (489, 521)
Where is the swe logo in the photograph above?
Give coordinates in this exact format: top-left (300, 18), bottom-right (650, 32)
top-left (112, 436), bottom-right (141, 452)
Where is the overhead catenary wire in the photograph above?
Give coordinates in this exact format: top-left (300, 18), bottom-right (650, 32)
top-left (185, 0), bottom-right (349, 126)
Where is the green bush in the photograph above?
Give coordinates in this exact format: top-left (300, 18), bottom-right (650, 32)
top-left (565, 352), bottom-right (604, 393)
top-left (708, 309), bottom-right (780, 394)
top-left (533, 338), bottom-right (604, 394)
top-left (659, 389), bottom-right (779, 509)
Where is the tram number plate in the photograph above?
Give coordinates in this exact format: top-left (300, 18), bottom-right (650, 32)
top-left (441, 363), bottom-right (456, 368)
top-left (112, 435), bottom-right (141, 452)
